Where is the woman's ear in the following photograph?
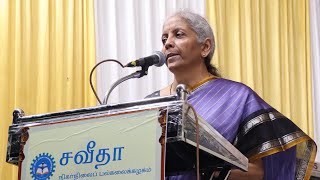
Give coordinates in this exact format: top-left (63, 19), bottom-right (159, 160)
top-left (201, 38), bottom-right (212, 58)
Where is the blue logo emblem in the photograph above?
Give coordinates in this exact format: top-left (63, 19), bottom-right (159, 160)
top-left (30, 153), bottom-right (56, 180)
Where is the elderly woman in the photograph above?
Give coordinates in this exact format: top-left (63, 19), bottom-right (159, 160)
top-left (147, 10), bottom-right (316, 180)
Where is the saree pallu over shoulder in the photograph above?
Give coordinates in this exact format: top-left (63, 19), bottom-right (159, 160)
top-left (234, 108), bottom-right (317, 180)
top-left (187, 78), bottom-right (316, 180)
top-left (147, 78), bottom-right (316, 179)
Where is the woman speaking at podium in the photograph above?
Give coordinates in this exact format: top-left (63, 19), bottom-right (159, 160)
top-left (146, 10), bottom-right (316, 180)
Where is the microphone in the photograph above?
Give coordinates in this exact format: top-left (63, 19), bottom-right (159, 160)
top-left (125, 51), bottom-right (166, 68)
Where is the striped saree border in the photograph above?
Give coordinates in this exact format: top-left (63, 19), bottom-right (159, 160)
top-left (233, 111), bottom-right (285, 146)
top-left (246, 131), bottom-right (307, 159)
top-left (239, 111), bottom-right (284, 137)
top-left (296, 139), bottom-right (317, 180)
top-left (234, 110), bottom-right (317, 180)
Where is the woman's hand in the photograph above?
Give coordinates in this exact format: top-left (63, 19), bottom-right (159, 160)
top-left (228, 158), bottom-right (264, 180)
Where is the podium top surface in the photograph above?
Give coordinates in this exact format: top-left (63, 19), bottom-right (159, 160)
top-left (12, 95), bottom-right (180, 126)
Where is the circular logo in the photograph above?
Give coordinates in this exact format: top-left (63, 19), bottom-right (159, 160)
top-left (30, 153), bottom-right (56, 180)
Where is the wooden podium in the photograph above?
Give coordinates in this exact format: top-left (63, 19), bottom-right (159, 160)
top-left (6, 95), bottom-right (248, 180)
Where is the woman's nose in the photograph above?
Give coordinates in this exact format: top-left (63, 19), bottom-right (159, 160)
top-left (164, 36), bottom-right (174, 49)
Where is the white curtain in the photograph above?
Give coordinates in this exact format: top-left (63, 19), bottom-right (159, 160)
top-left (94, 0), bottom-right (205, 104)
top-left (310, 0), bottom-right (320, 162)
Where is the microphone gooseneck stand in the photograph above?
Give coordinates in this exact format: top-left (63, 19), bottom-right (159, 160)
top-left (102, 65), bottom-right (150, 105)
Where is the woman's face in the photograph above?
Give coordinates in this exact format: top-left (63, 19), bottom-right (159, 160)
top-left (161, 16), bottom-right (204, 73)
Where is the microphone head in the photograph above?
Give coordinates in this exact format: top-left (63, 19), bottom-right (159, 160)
top-left (154, 51), bottom-right (166, 67)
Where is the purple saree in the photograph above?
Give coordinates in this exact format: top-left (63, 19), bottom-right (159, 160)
top-left (148, 78), bottom-right (316, 179)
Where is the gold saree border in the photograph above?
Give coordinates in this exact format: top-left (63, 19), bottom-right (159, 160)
top-left (296, 139), bottom-right (317, 180)
top-left (235, 110), bottom-right (316, 180)
top-left (239, 111), bottom-right (283, 136)
top-left (248, 135), bottom-right (309, 160)
top-left (247, 132), bottom-right (316, 180)
top-left (188, 76), bottom-right (217, 93)
top-left (233, 111), bottom-right (285, 146)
